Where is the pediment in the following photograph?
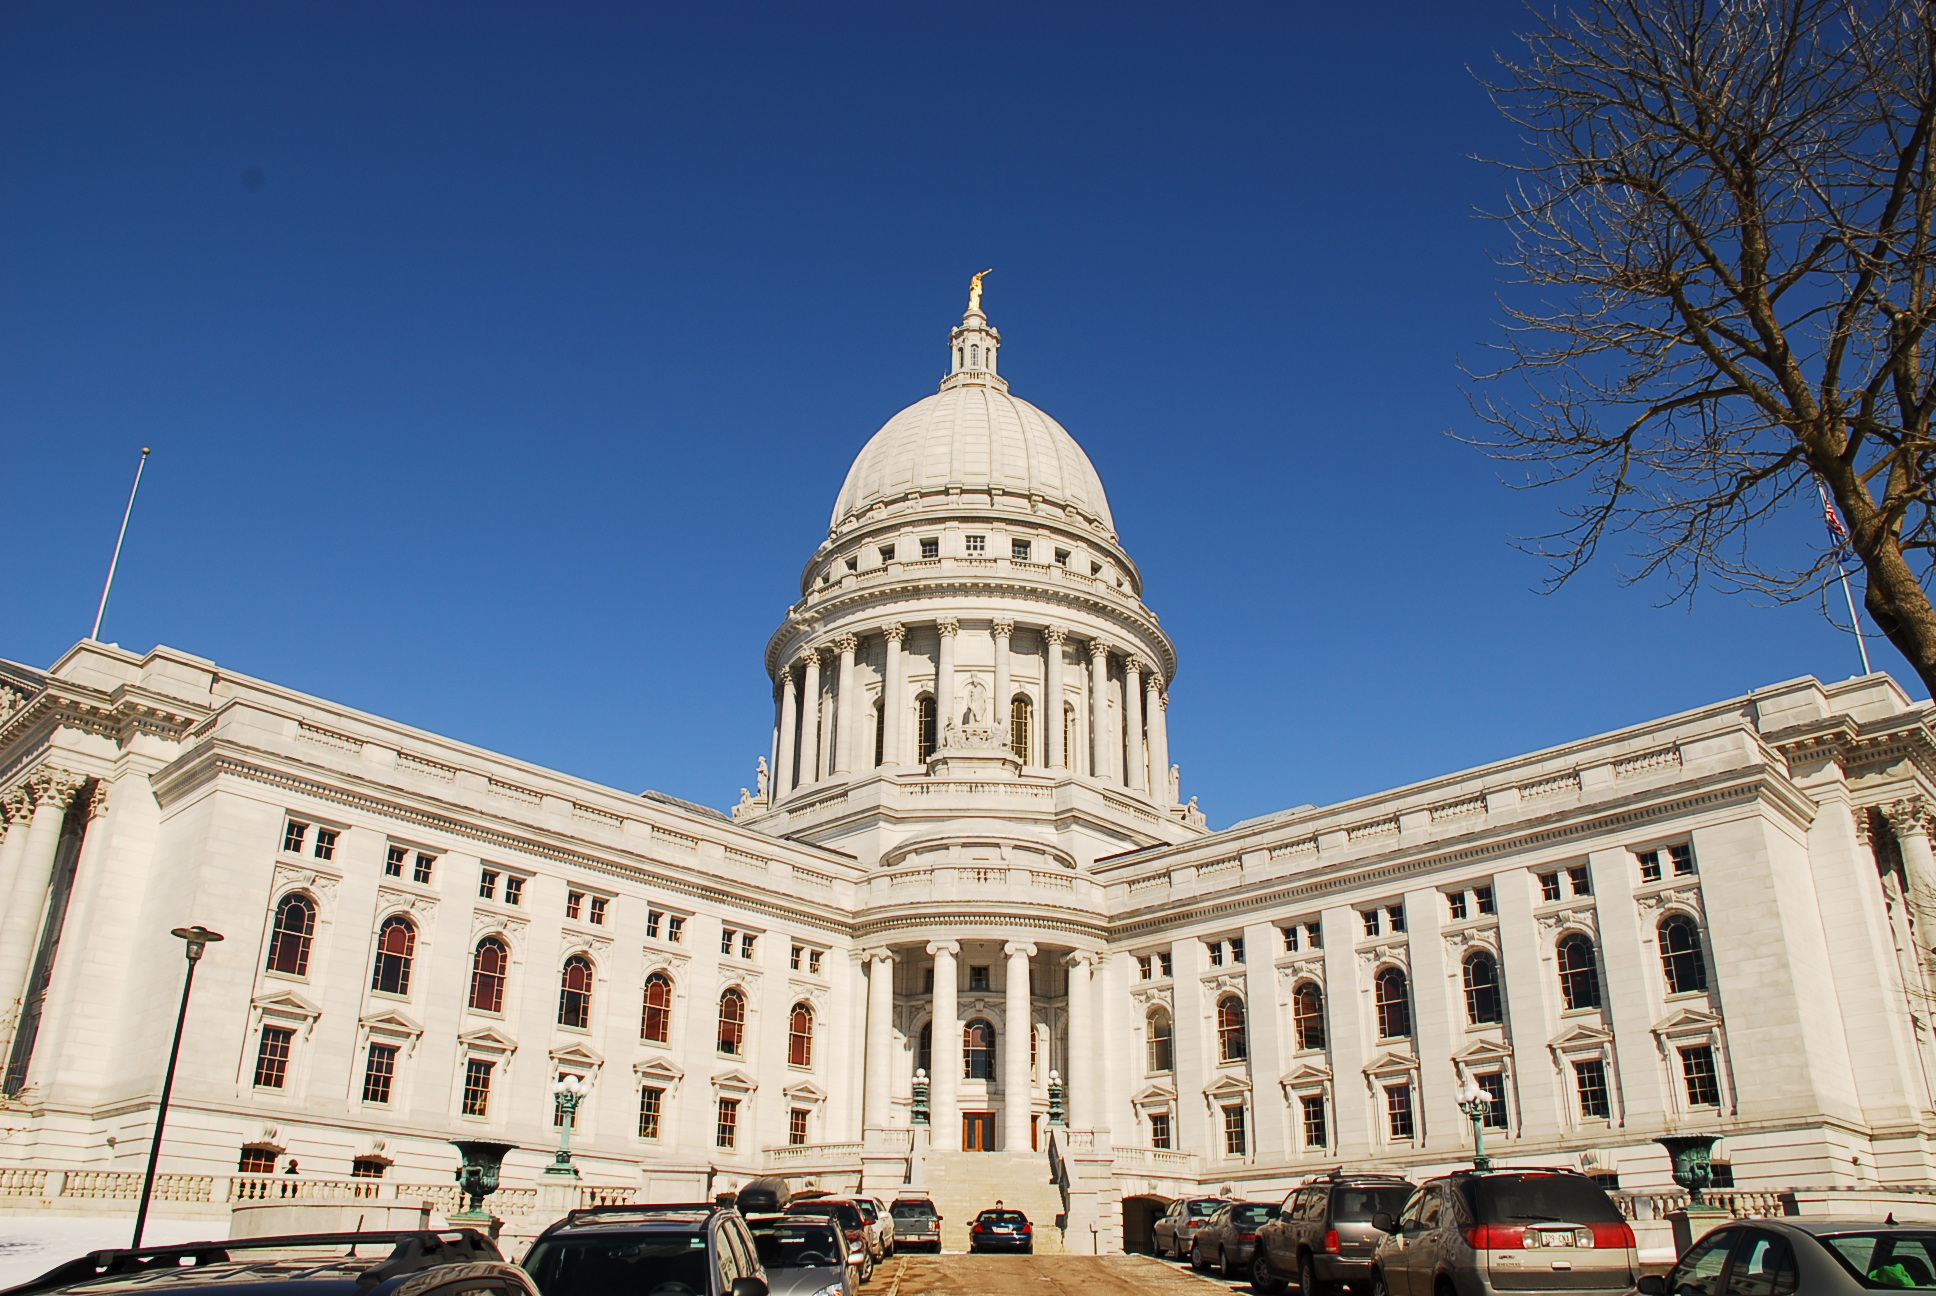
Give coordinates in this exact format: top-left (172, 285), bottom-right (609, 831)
top-left (1549, 1023), bottom-right (1615, 1052)
top-left (254, 990), bottom-right (322, 1020)
top-left (1281, 1062), bottom-right (1333, 1086)
top-left (1363, 1050), bottom-right (1419, 1078)
top-left (1652, 1007), bottom-right (1722, 1037)
top-left (1133, 1081), bottom-right (1178, 1106)
top-left (1203, 1073), bottom-right (1252, 1097)
top-left (1453, 1037), bottom-right (1514, 1064)
top-left (458, 1026), bottom-right (519, 1055)
top-left (359, 1008), bottom-right (423, 1038)
top-left (711, 1067), bottom-right (759, 1092)
top-left (549, 1043), bottom-right (605, 1069)
top-left (635, 1057), bottom-right (685, 1082)
top-left (784, 1080), bottom-right (829, 1102)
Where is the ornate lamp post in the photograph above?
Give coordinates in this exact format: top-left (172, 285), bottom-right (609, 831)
top-left (132, 925), bottom-right (224, 1249)
top-left (546, 1075), bottom-right (589, 1178)
top-left (911, 1069), bottom-right (930, 1126)
top-left (1456, 1076), bottom-right (1494, 1173)
top-left (1047, 1070), bottom-right (1066, 1128)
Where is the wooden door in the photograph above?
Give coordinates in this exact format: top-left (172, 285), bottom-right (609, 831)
top-left (962, 1112), bottom-right (995, 1151)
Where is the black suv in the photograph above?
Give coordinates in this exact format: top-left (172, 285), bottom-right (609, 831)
top-left (1252, 1172), bottom-right (1413, 1296)
top-left (523, 1203), bottom-right (770, 1296)
top-left (1, 1230), bottom-right (530, 1296)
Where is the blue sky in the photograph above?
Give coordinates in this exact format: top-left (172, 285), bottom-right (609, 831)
top-left (0, 2), bottom-right (1890, 829)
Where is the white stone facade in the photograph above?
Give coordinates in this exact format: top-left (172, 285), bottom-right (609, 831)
top-left (3, 291), bottom-right (1935, 1246)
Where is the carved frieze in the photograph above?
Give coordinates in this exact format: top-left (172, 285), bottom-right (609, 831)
top-left (1536, 906), bottom-right (1598, 935)
top-left (1356, 942), bottom-right (1409, 970)
top-left (376, 887), bottom-right (438, 918)
top-left (1635, 885), bottom-right (1702, 915)
top-left (273, 863), bottom-right (342, 901)
top-left (1442, 924), bottom-right (1500, 957)
top-left (1129, 983), bottom-right (1173, 1012)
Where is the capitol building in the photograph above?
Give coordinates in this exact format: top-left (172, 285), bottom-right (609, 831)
top-left (3, 286), bottom-right (1935, 1249)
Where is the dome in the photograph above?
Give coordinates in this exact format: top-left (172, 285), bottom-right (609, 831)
top-left (830, 383), bottom-right (1115, 534)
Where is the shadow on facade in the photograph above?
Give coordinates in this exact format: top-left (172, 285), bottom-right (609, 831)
top-left (1121, 1194), bottom-right (1173, 1254)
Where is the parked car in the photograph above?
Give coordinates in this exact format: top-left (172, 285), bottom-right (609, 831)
top-left (747, 1214), bottom-right (858, 1296)
top-left (969, 1208), bottom-right (1034, 1254)
top-left (785, 1197), bottom-right (876, 1282)
top-left (1368, 1169), bottom-right (1636, 1296)
top-left (524, 1203), bottom-right (771, 1296)
top-left (1154, 1197), bottom-right (1230, 1260)
top-left (889, 1196), bottom-right (943, 1253)
top-left (854, 1197), bottom-right (895, 1258)
top-left (1642, 1216), bottom-right (1936, 1296)
top-left (1192, 1201), bottom-right (1282, 1277)
top-left (1, 1230), bottom-right (527, 1296)
top-left (1254, 1171), bottom-right (1414, 1295)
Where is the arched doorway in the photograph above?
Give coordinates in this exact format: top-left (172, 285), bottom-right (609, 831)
top-left (1121, 1194), bottom-right (1172, 1254)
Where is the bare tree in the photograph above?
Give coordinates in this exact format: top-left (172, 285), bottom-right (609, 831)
top-left (1471, 0), bottom-right (1936, 693)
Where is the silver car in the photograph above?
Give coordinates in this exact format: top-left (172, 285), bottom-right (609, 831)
top-left (1370, 1170), bottom-right (1636, 1296)
top-left (749, 1215), bottom-right (858, 1296)
top-left (1643, 1216), bottom-right (1936, 1295)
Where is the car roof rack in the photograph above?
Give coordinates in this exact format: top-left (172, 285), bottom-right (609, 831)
top-left (558, 1202), bottom-right (725, 1223)
top-left (1450, 1165), bottom-right (1584, 1177)
top-left (11, 1231), bottom-right (498, 1296)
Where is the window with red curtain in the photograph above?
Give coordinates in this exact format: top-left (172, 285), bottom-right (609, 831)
top-left (558, 954), bottom-right (595, 1028)
top-left (641, 972), bottom-right (673, 1043)
top-left (370, 916), bottom-right (415, 996)
top-left (718, 988), bottom-right (747, 1055)
top-left (469, 937), bottom-right (507, 1013)
top-left (788, 1002), bottom-right (814, 1067)
top-left (1216, 995), bottom-right (1248, 1061)
top-left (266, 894), bottom-right (315, 976)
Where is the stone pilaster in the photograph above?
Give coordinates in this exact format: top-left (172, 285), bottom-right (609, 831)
top-left (1044, 627), bottom-right (1068, 769)
top-left (881, 624), bottom-right (906, 767)
top-left (935, 619), bottom-right (959, 734)
top-left (833, 634), bottom-right (859, 775)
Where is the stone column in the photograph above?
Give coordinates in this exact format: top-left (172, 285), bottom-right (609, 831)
top-left (935, 619), bottom-right (959, 734)
top-left (993, 620), bottom-right (1014, 746)
top-left (799, 650), bottom-right (823, 786)
top-left (774, 670), bottom-right (798, 802)
top-left (881, 624), bottom-right (906, 767)
top-left (1044, 628), bottom-right (1068, 769)
top-left (1065, 951), bottom-right (1096, 1130)
top-left (863, 948), bottom-right (897, 1130)
top-left (1003, 941), bottom-right (1036, 1151)
top-left (833, 634), bottom-right (859, 775)
top-left (1886, 799), bottom-right (1936, 905)
top-left (1088, 641), bottom-right (1112, 780)
top-left (0, 769), bottom-right (86, 1017)
top-left (1147, 674), bottom-right (1170, 802)
top-left (1123, 657), bottom-right (1146, 792)
top-left (0, 788), bottom-right (36, 924)
top-left (928, 941), bottom-right (960, 1151)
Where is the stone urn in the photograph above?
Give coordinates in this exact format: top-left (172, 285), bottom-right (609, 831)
top-left (449, 1139), bottom-right (516, 1233)
top-left (1656, 1135), bottom-right (1719, 1204)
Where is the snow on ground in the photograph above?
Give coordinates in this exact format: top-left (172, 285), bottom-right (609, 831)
top-left (0, 1216), bottom-right (217, 1289)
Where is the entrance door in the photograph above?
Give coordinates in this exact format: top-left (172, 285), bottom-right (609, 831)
top-left (962, 1112), bottom-right (996, 1151)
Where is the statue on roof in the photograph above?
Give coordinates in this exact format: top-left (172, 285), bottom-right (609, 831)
top-left (967, 268), bottom-right (993, 316)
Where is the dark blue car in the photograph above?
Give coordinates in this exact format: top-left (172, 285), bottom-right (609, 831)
top-left (969, 1209), bottom-right (1034, 1254)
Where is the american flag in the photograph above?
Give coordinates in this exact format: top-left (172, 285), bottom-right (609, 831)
top-left (1817, 478), bottom-right (1851, 553)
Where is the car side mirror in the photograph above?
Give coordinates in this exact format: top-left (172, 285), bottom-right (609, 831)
top-left (731, 1279), bottom-right (768, 1296)
top-left (1636, 1278), bottom-right (1667, 1296)
top-left (1372, 1212), bottom-right (1394, 1234)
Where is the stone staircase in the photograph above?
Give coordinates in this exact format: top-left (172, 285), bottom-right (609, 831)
top-left (917, 1151), bottom-right (1067, 1253)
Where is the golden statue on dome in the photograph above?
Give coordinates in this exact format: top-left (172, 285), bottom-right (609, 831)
top-left (967, 268), bottom-right (993, 315)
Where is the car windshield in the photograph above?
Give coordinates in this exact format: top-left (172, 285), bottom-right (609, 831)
top-left (1822, 1232), bottom-right (1936, 1289)
top-left (1232, 1205), bottom-right (1278, 1227)
top-left (891, 1202), bottom-right (936, 1219)
top-left (751, 1222), bottom-right (843, 1270)
top-left (979, 1212), bottom-right (1028, 1226)
top-left (1188, 1201), bottom-right (1223, 1218)
top-left (855, 1201), bottom-right (878, 1221)
top-left (1331, 1188), bottom-right (1413, 1223)
top-left (790, 1203), bottom-right (862, 1231)
top-left (1464, 1176), bottom-right (1623, 1225)
top-left (524, 1231), bottom-right (710, 1296)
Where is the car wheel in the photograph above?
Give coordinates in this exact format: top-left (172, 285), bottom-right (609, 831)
top-left (1219, 1248), bottom-right (1234, 1279)
top-left (1252, 1255), bottom-right (1281, 1294)
top-left (1367, 1269), bottom-right (1389, 1296)
top-left (1300, 1254), bottom-right (1320, 1296)
top-left (1190, 1244), bottom-right (1205, 1271)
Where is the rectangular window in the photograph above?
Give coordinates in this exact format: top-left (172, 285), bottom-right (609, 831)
top-left (1568, 865), bottom-right (1593, 896)
top-left (1680, 1045), bottom-right (1721, 1107)
top-left (920, 537), bottom-right (939, 559)
top-left (965, 534), bottom-right (986, 553)
top-left (313, 828), bottom-right (338, 861)
top-left (351, 1158), bottom-right (386, 1179)
top-left (879, 544), bottom-right (896, 563)
top-left (1138, 955), bottom-right (1153, 979)
top-left (721, 927), bottom-right (736, 955)
top-left (1388, 904), bottom-right (1406, 933)
top-left (238, 1147), bottom-right (278, 1174)
top-left (789, 1108), bottom-right (810, 1146)
top-left (1384, 1083), bottom-right (1415, 1140)
top-left (647, 910), bottom-right (663, 939)
top-left (1669, 843), bottom-right (1695, 876)
top-left (716, 1097), bottom-right (740, 1149)
top-left (1638, 850), bottom-right (1663, 884)
top-left (253, 1026), bottom-right (294, 1089)
top-left (969, 965), bottom-right (990, 990)
top-left (588, 896), bottom-right (608, 926)
top-left (1301, 1094), bottom-right (1328, 1149)
top-left (1054, 548), bottom-right (1071, 567)
top-left (1150, 1112), bottom-right (1172, 1149)
top-left (1012, 539), bottom-right (1031, 561)
top-left (1281, 927), bottom-right (1299, 952)
top-left (1229, 937), bottom-right (1246, 964)
top-left (740, 932), bottom-right (756, 959)
top-left (1207, 940), bottom-right (1224, 967)
top-left (1574, 1059), bottom-right (1611, 1119)
top-left (412, 853), bottom-right (435, 885)
top-left (478, 869), bottom-right (499, 900)
top-left (384, 845), bottom-right (406, 877)
top-left (1539, 871), bottom-right (1562, 902)
top-left (568, 892), bottom-right (585, 921)
top-left (667, 915), bottom-right (685, 943)
top-left (1158, 951), bottom-right (1173, 978)
top-left (1306, 921), bottom-right (1323, 949)
top-left (1361, 910), bottom-right (1381, 937)
top-left (503, 875), bottom-right (524, 906)
top-left (283, 821), bottom-right (308, 854)
top-left (1476, 1072), bottom-right (1509, 1129)
top-left (808, 950), bottom-right (822, 975)
top-left (461, 1058), bottom-right (494, 1117)
top-left (362, 1043), bottom-right (398, 1104)
top-left (1475, 886), bottom-right (1496, 916)
top-left (790, 945), bottom-right (802, 970)
top-left (844, 555), bottom-right (858, 572)
top-left (638, 1086), bottom-right (664, 1139)
top-left (1222, 1103), bottom-right (1247, 1156)
top-left (1447, 892), bottom-right (1469, 921)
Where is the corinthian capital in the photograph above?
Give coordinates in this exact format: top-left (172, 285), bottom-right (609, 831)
top-left (83, 781), bottom-right (111, 821)
top-left (834, 633), bottom-right (859, 655)
top-left (798, 647), bottom-right (822, 670)
top-left (0, 785), bottom-right (32, 827)
top-left (992, 619), bottom-right (1015, 640)
top-left (1089, 639), bottom-right (1114, 660)
top-left (1146, 671), bottom-right (1165, 693)
top-left (1885, 797), bottom-right (1931, 838)
top-left (1124, 656), bottom-right (1148, 676)
top-left (883, 622), bottom-right (907, 644)
top-left (936, 617), bottom-right (960, 638)
top-left (28, 767), bottom-right (87, 813)
top-left (1043, 625), bottom-right (1068, 645)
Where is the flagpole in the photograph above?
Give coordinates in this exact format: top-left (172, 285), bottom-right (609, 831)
top-left (91, 447), bottom-right (150, 643)
top-left (1816, 476), bottom-right (1874, 676)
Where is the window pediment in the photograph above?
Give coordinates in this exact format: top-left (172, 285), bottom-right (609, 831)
top-left (711, 1068), bottom-right (759, 1093)
top-left (549, 1043), bottom-right (604, 1069)
top-left (1133, 1081), bottom-right (1178, 1106)
top-left (1203, 1073), bottom-right (1252, 1098)
top-left (1280, 1061), bottom-right (1332, 1086)
top-left (784, 1080), bottom-right (828, 1103)
top-left (253, 990), bottom-right (322, 1021)
top-left (1453, 1036), bottom-right (1514, 1065)
top-left (635, 1057), bottom-right (684, 1083)
top-left (458, 1026), bottom-right (518, 1056)
top-left (1549, 1023), bottom-right (1614, 1055)
top-left (1363, 1050), bottom-right (1419, 1080)
top-left (1651, 1007), bottom-right (1723, 1038)
top-left (358, 1008), bottom-right (422, 1039)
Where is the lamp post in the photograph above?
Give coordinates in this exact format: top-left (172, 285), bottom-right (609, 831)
top-left (1456, 1076), bottom-right (1494, 1173)
top-left (545, 1075), bottom-right (589, 1178)
top-left (1046, 1070), bottom-right (1066, 1128)
top-left (911, 1069), bottom-right (930, 1126)
top-left (131, 925), bottom-right (224, 1249)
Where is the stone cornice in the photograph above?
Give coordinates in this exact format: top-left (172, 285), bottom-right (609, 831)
top-left (0, 679), bottom-right (205, 790)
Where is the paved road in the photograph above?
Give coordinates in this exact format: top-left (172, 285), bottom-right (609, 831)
top-left (882, 1253), bottom-right (1252, 1296)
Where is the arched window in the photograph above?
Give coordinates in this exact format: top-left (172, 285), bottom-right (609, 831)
top-left (266, 894), bottom-right (315, 976)
top-left (1463, 951), bottom-right (1503, 1025)
top-left (468, 937), bottom-right (508, 1013)
top-left (370, 915), bottom-right (416, 996)
top-left (1010, 696), bottom-right (1033, 762)
top-left (1374, 967), bottom-right (1411, 1039)
top-left (718, 988), bottom-right (747, 1055)
top-left (558, 954), bottom-right (594, 1028)
top-left (1063, 704), bottom-right (1078, 768)
top-left (788, 1002), bottom-right (814, 1067)
top-left (971, 344), bottom-right (980, 366)
top-left (1146, 1008), bottom-right (1173, 1072)
top-left (917, 1021), bottom-right (933, 1075)
top-left (917, 695), bottom-right (938, 763)
top-left (1216, 995), bottom-right (1247, 1062)
top-left (1557, 934), bottom-right (1602, 1010)
top-left (1292, 981), bottom-right (1326, 1050)
top-left (1659, 916), bottom-right (1709, 995)
top-left (641, 972), bottom-right (673, 1043)
top-left (963, 1018), bottom-right (995, 1079)
top-left (873, 698), bottom-right (886, 767)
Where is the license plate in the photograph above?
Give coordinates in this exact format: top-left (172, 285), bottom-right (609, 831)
top-left (1540, 1232), bottom-right (1575, 1247)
